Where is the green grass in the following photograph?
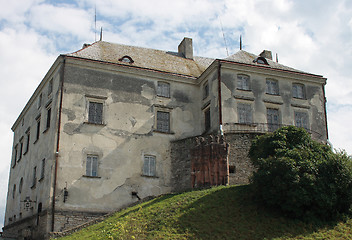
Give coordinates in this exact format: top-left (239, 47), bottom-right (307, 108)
top-left (54, 185), bottom-right (352, 240)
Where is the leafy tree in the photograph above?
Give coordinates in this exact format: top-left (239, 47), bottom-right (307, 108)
top-left (249, 126), bottom-right (352, 220)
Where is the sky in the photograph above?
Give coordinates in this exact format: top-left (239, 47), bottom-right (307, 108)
top-left (0, 0), bottom-right (352, 229)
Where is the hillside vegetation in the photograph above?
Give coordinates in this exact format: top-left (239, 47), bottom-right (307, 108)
top-left (55, 184), bottom-right (352, 240)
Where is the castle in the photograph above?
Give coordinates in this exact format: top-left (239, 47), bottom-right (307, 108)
top-left (3, 37), bottom-right (328, 239)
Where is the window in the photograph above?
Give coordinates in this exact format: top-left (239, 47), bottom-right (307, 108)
top-left (88, 102), bottom-right (103, 124)
top-left (25, 129), bottom-right (30, 154)
top-left (12, 184), bottom-right (16, 199)
top-left (48, 79), bottom-right (53, 97)
top-left (157, 82), bottom-right (170, 98)
top-left (267, 108), bottom-right (280, 132)
top-left (292, 83), bottom-right (305, 99)
top-left (12, 145), bottom-right (18, 168)
top-left (37, 93), bottom-right (43, 109)
top-left (40, 159), bottom-right (45, 180)
top-left (19, 178), bottom-right (23, 193)
top-left (253, 57), bottom-right (268, 65)
top-left (35, 116), bottom-right (41, 142)
top-left (32, 167), bottom-right (37, 187)
top-left (119, 55), bottom-right (134, 63)
top-left (266, 79), bottom-right (279, 95)
top-left (203, 82), bottom-right (209, 99)
top-left (237, 74), bottom-right (250, 90)
top-left (237, 103), bottom-right (252, 124)
top-left (295, 111), bottom-right (309, 129)
top-left (204, 108), bottom-right (211, 131)
top-left (18, 138), bottom-right (23, 161)
top-left (46, 107), bottom-right (51, 130)
top-left (156, 111), bottom-right (170, 133)
top-left (143, 155), bottom-right (156, 177)
top-left (86, 155), bottom-right (98, 177)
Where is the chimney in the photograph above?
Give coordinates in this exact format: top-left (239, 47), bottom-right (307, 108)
top-left (178, 37), bottom-right (193, 59)
top-left (259, 50), bottom-right (272, 60)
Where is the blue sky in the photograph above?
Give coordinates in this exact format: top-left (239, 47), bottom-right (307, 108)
top-left (1, 0), bottom-right (352, 229)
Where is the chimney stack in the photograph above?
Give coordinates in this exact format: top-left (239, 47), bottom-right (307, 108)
top-left (178, 37), bottom-right (193, 59)
top-left (259, 50), bottom-right (272, 60)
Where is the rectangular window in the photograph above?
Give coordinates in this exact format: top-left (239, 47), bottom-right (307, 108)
top-left (237, 74), bottom-right (250, 90)
top-left (48, 79), bottom-right (53, 96)
top-left (292, 83), bottom-right (305, 99)
top-left (86, 155), bottom-right (98, 177)
top-left (40, 159), bottom-right (45, 180)
top-left (267, 108), bottom-right (280, 132)
top-left (237, 103), bottom-right (252, 124)
top-left (156, 111), bottom-right (170, 133)
top-left (157, 82), bottom-right (170, 98)
top-left (203, 82), bottom-right (209, 99)
top-left (143, 155), bottom-right (156, 177)
top-left (46, 107), bottom-right (51, 129)
top-left (25, 130), bottom-right (30, 154)
top-left (32, 166), bottom-right (37, 187)
top-left (204, 108), bottom-right (211, 131)
top-left (18, 138), bottom-right (23, 161)
top-left (266, 79), bottom-right (279, 95)
top-left (37, 93), bottom-right (42, 109)
top-left (88, 102), bottom-right (103, 124)
top-left (12, 145), bottom-right (18, 168)
top-left (35, 117), bottom-right (41, 141)
top-left (295, 111), bottom-right (309, 129)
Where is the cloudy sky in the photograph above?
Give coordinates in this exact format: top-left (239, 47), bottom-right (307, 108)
top-left (1, 0), bottom-right (352, 229)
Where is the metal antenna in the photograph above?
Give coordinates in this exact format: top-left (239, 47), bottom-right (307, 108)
top-left (100, 27), bottom-right (103, 41)
top-left (219, 18), bottom-right (229, 57)
top-left (276, 53), bottom-right (279, 63)
top-left (240, 35), bottom-right (242, 50)
top-left (94, 4), bottom-right (97, 42)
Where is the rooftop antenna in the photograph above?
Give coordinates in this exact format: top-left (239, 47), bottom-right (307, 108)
top-left (100, 27), bottom-right (103, 41)
top-left (94, 4), bottom-right (97, 42)
top-left (276, 53), bottom-right (279, 63)
top-left (219, 18), bottom-right (229, 57)
top-left (240, 35), bottom-right (242, 50)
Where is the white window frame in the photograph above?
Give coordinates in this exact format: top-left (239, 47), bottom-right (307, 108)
top-left (143, 155), bottom-right (156, 177)
top-left (86, 155), bottom-right (99, 177)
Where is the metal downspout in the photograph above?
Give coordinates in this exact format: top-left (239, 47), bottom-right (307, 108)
top-left (52, 56), bottom-right (66, 232)
top-left (322, 84), bottom-right (329, 140)
top-left (218, 61), bottom-right (223, 135)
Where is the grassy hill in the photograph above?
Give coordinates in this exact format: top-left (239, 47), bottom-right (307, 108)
top-left (54, 185), bottom-right (352, 240)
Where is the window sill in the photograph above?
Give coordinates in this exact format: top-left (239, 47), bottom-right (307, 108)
top-left (236, 123), bottom-right (257, 127)
top-left (141, 174), bottom-right (159, 178)
top-left (236, 88), bottom-right (252, 92)
top-left (157, 95), bottom-right (170, 99)
top-left (31, 184), bottom-right (36, 189)
top-left (153, 130), bottom-right (175, 135)
top-left (23, 151), bottom-right (28, 156)
top-left (17, 157), bottom-right (22, 162)
top-left (292, 96), bottom-right (306, 100)
top-left (39, 177), bottom-right (44, 182)
top-left (265, 93), bottom-right (280, 96)
top-left (43, 128), bottom-right (50, 134)
top-left (83, 175), bottom-right (101, 179)
top-left (83, 122), bottom-right (106, 126)
top-left (33, 139), bottom-right (39, 144)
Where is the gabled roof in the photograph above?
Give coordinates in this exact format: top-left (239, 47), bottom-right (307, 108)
top-left (66, 41), bottom-right (214, 78)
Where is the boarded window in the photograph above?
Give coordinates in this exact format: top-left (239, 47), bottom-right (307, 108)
top-left (86, 155), bottom-right (98, 177)
top-left (237, 103), bottom-right (252, 124)
top-left (156, 111), bottom-right (170, 133)
top-left (143, 155), bottom-right (156, 176)
top-left (267, 108), bottom-right (280, 132)
top-left (237, 74), bottom-right (250, 90)
top-left (295, 112), bottom-right (309, 129)
top-left (88, 102), bottom-right (103, 124)
top-left (292, 83), bottom-right (305, 99)
top-left (266, 79), bottom-right (279, 95)
top-left (157, 82), bottom-right (170, 98)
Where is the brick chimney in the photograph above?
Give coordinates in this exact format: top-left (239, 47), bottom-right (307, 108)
top-left (178, 37), bottom-right (193, 59)
top-left (259, 50), bottom-right (272, 60)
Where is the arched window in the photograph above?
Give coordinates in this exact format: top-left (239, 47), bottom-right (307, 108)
top-left (253, 57), bottom-right (269, 65)
top-left (118, 55), bottom-right (134, 63)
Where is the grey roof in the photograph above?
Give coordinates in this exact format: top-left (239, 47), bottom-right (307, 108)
top-left (67, 41), bottom-right (214, 78)
top-left (224, 50), bottom-right (308, 74)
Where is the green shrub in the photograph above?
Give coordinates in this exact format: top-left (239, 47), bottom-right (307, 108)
top-left (249, 126), bottom-right (352, 220)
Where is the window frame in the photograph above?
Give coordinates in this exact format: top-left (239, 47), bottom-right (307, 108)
top-left (292, 83), bottom-right (306, 99)
top-left (24, 128), bottom-right (30, 155)
top-left (44, 105), bottom-right (52, 132)
top-left (34, 115), bottom-right (41, 143)
top-left (40, 159), bottom-right (45, 180)
top-left (47, 78), bottom-right (53, 97)
top-left (203, 81), bottom-right (209, 100)
top-left (86, 155), bottom-right (99, 177)
top-left (32, 166), bottom-right (37, 188)
top-left (267, 108), bottom-right (280, 132)
top-left (85, 96), bottom-right (106, 125)
top-left (204, 107), bottom-right (211, 132)
top-left (237, 103), bottom-right (252, 124)
top-left (237, 74), bottom-right (251, 91)
top-left (18, 137), bottom-right (24, 162)
top-left (12, 145), bottom-right (18, 168)
top-left (157, 82), bottom-right (170, 98)
top-left (294, 111), bottom-right (309, 130)
top-left (143, 155), bottom-right (156, 177)
top-left (266, 79), bottom-right (279, 95)
top-left (155, 110), bottom-right (171, 133)
top-left (37, 93), bottom-right (43, 109)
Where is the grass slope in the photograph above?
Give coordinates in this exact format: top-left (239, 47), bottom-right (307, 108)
top-left (55, 185), bottom-right (352, 240)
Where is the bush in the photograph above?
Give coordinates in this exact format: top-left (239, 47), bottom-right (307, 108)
top-left (249, 126), bottom-right (352, 220)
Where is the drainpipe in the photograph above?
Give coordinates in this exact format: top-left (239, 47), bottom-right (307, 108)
top-left (322, 84), bottom-right (329, 140)
top-left (217, 61), bottom-right (223, 135)
top-left (52, 56), bottom-right (66, 232)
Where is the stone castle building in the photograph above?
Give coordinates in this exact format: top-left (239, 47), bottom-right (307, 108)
top-left (3, 37), bottom-right (328, 239)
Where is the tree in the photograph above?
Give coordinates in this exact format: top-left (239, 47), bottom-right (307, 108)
top-left (249, 126), bottom-right (352, 220)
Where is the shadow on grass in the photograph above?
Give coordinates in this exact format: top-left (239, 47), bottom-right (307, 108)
top-left (176, 185), bottom-right (340, 240)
